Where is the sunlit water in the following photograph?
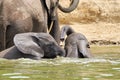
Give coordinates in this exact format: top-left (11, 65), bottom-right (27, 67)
top-left (0, 46), bottom-right (120, 80)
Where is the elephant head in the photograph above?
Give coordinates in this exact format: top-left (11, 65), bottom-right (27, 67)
top-left (33, 34), bottom-right (65, 58)
top-left (60, 25), bottom-right (75, 42)
top-left (14, 32), bottom-right (65, 59)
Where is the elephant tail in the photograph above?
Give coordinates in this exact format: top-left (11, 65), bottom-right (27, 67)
top-left (0, 0), bottom-right (6, 51)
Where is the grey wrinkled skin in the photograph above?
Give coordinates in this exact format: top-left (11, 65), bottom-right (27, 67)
top-left (60, 25), bottom-right (92, 58)
top-left (0, 46), bottom-right (38, 59)
top-left (0, 32), bottom-right (65, 60)
top-left (0, 0), bottom-right (79, 51)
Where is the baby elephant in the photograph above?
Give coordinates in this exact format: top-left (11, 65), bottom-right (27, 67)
top-left (0, 32), bottom-right (65, 60)
top-left (60, 25), bottom-right (92, 58)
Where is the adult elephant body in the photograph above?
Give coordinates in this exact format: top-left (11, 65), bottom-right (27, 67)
top-left (0, 0), bottom-right (79, 51)
top-left (0, 0), bottom-right (48, 51)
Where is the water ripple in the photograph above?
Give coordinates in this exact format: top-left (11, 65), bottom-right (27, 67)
top-left (9, 76), bottom-right (30, 79)
top-left (2, 73), bottom-right (22, 76)
top-left (59, 58), bottom-right (108, 64)
top-left (100, 73), bottom-right (114, 77)
top-left (82, 78), bottom-right (91, 80)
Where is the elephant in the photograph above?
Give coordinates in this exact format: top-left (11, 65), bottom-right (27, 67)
top-left (0, 46), bottom-right (36, 59)
top-left (0, 0), bottom-right (79, 51)
top-left (60, 25), bottom-right (92, 58)
top-left (0, 32), bottom-right (65, 60)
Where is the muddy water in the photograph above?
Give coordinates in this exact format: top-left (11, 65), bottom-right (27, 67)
top-left (0, 46), bottom-right (120, 80)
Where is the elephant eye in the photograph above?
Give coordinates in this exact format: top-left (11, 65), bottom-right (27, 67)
top-left (86, 44), bottom-right (90, 48)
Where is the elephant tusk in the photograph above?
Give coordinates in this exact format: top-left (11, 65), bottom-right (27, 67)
top-left (48, 21), bottom-right (54, 33)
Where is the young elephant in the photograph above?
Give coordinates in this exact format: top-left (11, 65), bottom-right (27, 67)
top-left (0, 32), bottom-right (65, 60)
top-left (60, 25), bottom-right (92, 58)
top-left (0, 46), bottom-right (37, 59)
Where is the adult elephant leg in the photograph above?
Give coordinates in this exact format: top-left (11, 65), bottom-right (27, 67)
top-left (49, 13), bottom-right (60, 44)
top-left (6, 25), bottom-right (17, 48)
top-left (32, 17), bottom-right (48, 33)
top-left (32, 8), bottom-right (48, 33)
top-left (38, 21), bottom-right (48, 33)
top-left (0, 0), bottom-right (6, 51)
top-left (0, 14), bottom-right (7, 51)
top-left (0, 24), bottom-right (6, 51)
top-left (6, 17), bottom-right (33, 48)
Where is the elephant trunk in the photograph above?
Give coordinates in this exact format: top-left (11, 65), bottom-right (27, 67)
top-left (58, 0), bottom-right (79, 13)
top-left (60, 25), bottom-right (75, 41)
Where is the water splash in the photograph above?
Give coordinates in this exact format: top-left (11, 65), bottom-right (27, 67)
top-left (58, 58), bottom-right (108, 64)
top-left (100, 73), bottom-right (114, 77)
top-left (82, 78), bottom-right (91, 80)
top-left (9, 76), bottom-right (30, 79)
top-left (108, 60), bottom-right (120, 65)
top-left (2, 73), bottom-right (22, 76)
top-left (112, 68), bottom-right (120, 72)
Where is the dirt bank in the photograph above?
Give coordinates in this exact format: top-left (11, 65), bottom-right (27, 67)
top-left (59, 0), bottom-right (120, 45)
top-left (59, 0), bottom-right (120, 24)
top-left (60, 22), bottom-right (120, 45)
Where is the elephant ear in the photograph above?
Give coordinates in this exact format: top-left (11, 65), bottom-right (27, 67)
top-left (14, 33), bottom-right (44, 58)
top-left (33, 36), bottom-right (50, 47)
